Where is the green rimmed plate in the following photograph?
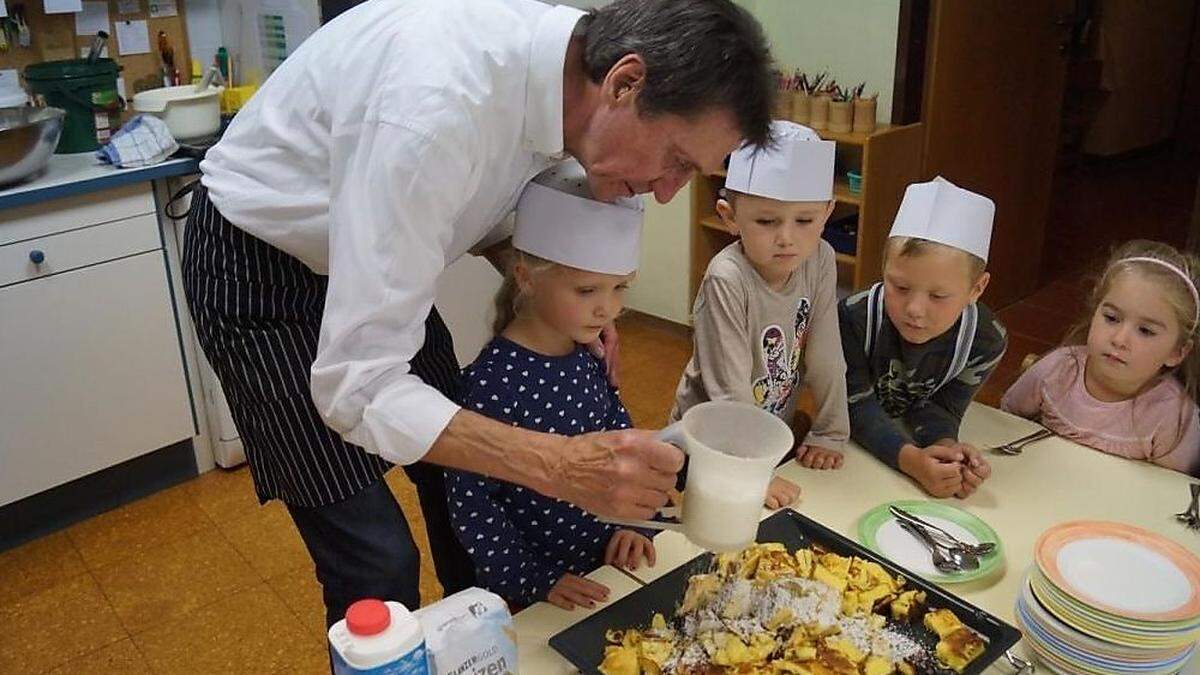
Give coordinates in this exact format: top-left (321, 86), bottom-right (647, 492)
top-left (857, 500), bottom-right (1004, 584)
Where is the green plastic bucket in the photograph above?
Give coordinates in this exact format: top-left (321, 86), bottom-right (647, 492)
top-left (24, 58), bottom-right (122, 154)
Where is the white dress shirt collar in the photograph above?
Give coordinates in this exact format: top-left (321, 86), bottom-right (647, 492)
top-left (523, 5), bottom-right (586, 157)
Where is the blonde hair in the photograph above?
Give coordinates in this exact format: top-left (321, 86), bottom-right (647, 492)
top-left (492, 251), bottom-right (556, 334)
top-left (883, 236), bottom-right (987, 281)
top-left (1060, 240), bottom-right (1200, 456)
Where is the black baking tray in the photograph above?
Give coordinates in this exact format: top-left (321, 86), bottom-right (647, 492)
top-left (549, 509), bottom-right (1021, 674)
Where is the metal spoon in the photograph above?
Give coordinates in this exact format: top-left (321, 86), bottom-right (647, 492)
top-left (898, 519), bottom-right (976, 573)
top-left (890, 505), bottom-right (997, 556)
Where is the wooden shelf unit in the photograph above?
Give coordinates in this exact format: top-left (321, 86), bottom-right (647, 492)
top-left (689, 123), bottom-right (925, 300)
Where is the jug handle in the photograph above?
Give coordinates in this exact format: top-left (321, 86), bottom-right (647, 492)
top-left (597, 423), bottom-right (688, 532)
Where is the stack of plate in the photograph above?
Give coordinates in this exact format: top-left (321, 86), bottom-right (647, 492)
top-left (1015, 521), bottom-right (1200, 674)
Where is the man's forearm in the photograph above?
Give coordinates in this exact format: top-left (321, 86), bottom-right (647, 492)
top-left (424, 409), bottom-right (562, 498)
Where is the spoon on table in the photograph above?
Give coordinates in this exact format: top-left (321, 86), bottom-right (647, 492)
top-left (890, 505), bottom-right (997, 557)
top-left (898, 519), bottom-right (979, 573)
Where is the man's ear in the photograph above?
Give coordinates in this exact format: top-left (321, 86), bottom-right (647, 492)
top-left (716, 198), bottom-right (740, 236)
top-left (603, 54), bottom-right (646, 103)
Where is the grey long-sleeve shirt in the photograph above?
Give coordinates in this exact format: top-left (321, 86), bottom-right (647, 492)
top-left (671, 241), bottom-right (850, 450)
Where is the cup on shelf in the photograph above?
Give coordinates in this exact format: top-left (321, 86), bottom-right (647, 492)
top-left (808, 94), bottom-right (830, 130)
top-left (847, 170), bottom-right (862, 194)
top-left (829, 100), bottom-right (853, 133)
top-left (790, 91), bottom-right (810, 124)
top-left (852, 97), bottom-right (878, 134)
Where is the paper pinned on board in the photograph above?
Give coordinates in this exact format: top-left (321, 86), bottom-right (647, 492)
top-left (115, 19), bottom-right (151, 55)
top-left (148, 0), bottom-right (176, 18)
top-left (0, 1), bottom-right (8, 19)
top-left (44, 0), bottom-right (83, 14)
top-left (75, 1), bottom-right (110, 37)
top-left (118, 0), bottom-right (140, 14)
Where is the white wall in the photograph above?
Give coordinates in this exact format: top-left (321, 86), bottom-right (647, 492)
top-left (627, 186), bottom-right (694, 325)
top-left (736, 0), bottom-right (900, 123)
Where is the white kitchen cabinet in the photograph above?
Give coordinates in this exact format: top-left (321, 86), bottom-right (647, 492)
top-left (0, 201), bottom-right (195, 507)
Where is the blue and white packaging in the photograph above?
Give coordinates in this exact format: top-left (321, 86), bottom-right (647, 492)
top-left (329, 599), bottom-right (429, 675)
top-left (414, 588), bottom-right (517, 675)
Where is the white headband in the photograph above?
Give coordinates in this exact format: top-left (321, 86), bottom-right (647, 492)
top-left (1116, 256), bottom-right (1200, 332)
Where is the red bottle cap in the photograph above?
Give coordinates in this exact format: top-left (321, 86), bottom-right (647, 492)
top-left (346, 599), bottom-right (391, 636)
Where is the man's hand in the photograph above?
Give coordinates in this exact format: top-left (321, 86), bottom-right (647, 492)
top-left (555, 429), bottom-right (685, 520)
top-left (795, 444), bottom-right (844, 470)
top-left (898, 444), bottom-right (964, 498)
top-left (546, 574), bottom-right (610, 610)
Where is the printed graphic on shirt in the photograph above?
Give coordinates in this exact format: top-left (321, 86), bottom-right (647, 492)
top-left (753, 297), bottom-right (812, 416)
top-left (874, 359), bottom-right (938, 417)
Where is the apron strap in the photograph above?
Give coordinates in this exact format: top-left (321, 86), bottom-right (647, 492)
top-left (864, 282), bottom-right (885, 359)
top-left (936, 303), bottom-right (978, 392)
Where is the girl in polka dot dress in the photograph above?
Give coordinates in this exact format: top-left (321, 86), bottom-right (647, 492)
top-left (445, 162), bottom-right (655, 611)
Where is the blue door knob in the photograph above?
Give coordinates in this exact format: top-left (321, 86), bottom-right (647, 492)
top-left (29, 249), bottom-right (45, 264)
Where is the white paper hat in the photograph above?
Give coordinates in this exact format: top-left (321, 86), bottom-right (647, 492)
top-left (724, 120), bottom-right (836, 201)
top-left (513, 160), bottom-right (644, 275)
top-left (889, 176), bottom-right (995, 262)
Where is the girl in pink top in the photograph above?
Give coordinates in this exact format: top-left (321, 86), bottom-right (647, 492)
top-left (1002, 240), bottom-right (1200, 476)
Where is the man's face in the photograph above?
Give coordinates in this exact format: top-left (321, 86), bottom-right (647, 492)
top-left (575, 96), bottom-right (742, 205)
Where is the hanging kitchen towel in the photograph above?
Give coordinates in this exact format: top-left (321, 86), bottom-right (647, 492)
top-left (96, 114), bottom-right (179, 168)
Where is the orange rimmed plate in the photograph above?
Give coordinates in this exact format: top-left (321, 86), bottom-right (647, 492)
top-left (1035, 521), bottom-right (1200, 624)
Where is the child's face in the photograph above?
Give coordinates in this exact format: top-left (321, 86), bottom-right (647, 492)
top-left (1086, 271), bottom-right (1191, 394)
top-left (523, 264), bottom-right (634, 345)
top-left (717, 194), bottom-right (835, 284)
top-left (883, 246), bottom-right (989, 345)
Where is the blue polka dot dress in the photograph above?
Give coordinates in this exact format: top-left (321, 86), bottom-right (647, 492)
top-left (445, 336), bottom-right (636, 606)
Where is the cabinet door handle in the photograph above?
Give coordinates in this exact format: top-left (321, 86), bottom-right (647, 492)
top-left (29, 249), bottom-right (45, 265)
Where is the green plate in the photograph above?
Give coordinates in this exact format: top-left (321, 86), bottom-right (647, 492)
top-left (857, 500), bottom-right (1004, 584)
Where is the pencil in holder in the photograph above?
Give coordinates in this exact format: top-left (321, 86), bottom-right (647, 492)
top-left (790, 91), bottom-right (810, 124)
top-left (809, 95), bottom-right (830, 130)
top-left (852, 97), bottom-right (877, 134)
top-left (829, 100), bottom-right (853, 133)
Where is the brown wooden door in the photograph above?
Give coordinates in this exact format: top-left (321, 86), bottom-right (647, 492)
top-left (920, 0), bottom-right (1074, 308)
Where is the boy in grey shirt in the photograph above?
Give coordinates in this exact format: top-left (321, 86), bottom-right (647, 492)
top-left (672, 121), bottom-right (850, 508)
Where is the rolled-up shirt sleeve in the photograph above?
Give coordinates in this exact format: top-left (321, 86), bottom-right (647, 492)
top-left (311, 118), bottom-right (475, 465)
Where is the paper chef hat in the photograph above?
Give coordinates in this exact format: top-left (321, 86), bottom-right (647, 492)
top-left (724, 120), bottom-right (836, 201)
top-left (889, 176), bottom-right (995, 262)
top-left (513, 160), bottom-right (644, 275)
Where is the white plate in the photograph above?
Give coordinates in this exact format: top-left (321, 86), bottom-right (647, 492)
top-left (873, 516), bottom-right (979, 578)
top-left (1056, 538), bottom-right (1193, 615)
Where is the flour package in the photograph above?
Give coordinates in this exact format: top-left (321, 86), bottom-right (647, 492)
top-left (414, 588), bottom-right (517, 675)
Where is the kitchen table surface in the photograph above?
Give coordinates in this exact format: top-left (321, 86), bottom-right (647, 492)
top-left (512, 402), bottom-right (1200, 673)
top-left (0, 152), bottom-right (198, 210)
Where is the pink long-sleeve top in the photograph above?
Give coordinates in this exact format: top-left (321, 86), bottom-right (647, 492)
top-left (1001, 346), bottom-right (1200, 475)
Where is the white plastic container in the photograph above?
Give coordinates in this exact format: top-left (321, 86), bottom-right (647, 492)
top-left (328, 599), bottom-right (429, 675)
top-left (131, 85), bottom-right (222, 141)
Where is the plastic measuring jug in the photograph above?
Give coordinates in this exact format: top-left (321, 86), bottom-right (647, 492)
top-left (604, 400), bottom-right (793, 551)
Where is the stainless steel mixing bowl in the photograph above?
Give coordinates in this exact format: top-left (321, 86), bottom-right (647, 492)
top-left (0, 106), bottom-right (66, 187)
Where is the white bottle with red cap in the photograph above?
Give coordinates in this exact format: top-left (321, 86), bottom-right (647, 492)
top-left (328, 598), bottom-right (429, 674)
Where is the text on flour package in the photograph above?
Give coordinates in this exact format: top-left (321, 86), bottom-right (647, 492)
top-left (414, 588), bottom-right (517, 675)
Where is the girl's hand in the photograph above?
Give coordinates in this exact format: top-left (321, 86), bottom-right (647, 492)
top-left (605, 529), bottom-right (657, 570)
top-left (588, 322), bottom-right (621, 387)
top-left (764, 476), bottom-right (801, 509)
top-left (546, 574), bottom-right (611, 611)
top-left (796, 444), bottom-right (844, 470)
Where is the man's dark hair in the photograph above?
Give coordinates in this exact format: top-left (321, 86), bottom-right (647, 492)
top-left (582, 0), bottom-right (775, 148)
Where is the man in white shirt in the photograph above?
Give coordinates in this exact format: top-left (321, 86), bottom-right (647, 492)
top-left (183, 0), bottom-right (774, 624)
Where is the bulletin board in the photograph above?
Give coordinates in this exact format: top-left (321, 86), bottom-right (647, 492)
top-left (0, 0), bottom-right (192, 100)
